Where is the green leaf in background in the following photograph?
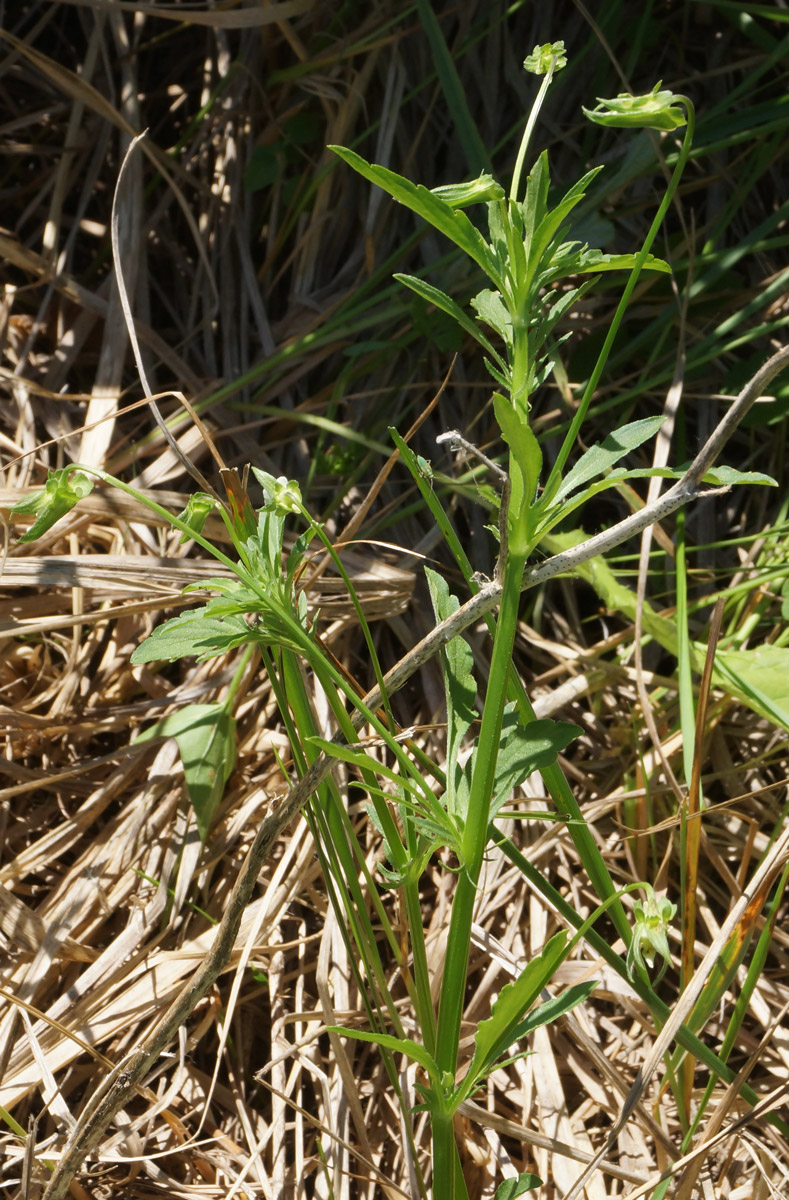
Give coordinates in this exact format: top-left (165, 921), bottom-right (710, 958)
top-left (329, 146), bottom-right (502, 285)
top-left (135, 703), bottom-right (236, 841)
top-left (12, 467), bottom-right (94, 542)
top-left (494, 1174), bottom-right (543, 1199)
top-left (700, 464), bottom-right (777, 487)
top-left (553, 415), bottom-right (666, 503)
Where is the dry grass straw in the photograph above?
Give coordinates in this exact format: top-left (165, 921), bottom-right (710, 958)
top-left (1, 3), bottom-right (788, 1198)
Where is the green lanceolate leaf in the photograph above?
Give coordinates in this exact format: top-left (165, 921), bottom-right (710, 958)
top-left (12, 467), bottom-right (94, 542)
top-left (552, 415), bottom-right (666, 503)
top-left (571, 248), bottom-right (671, 275)
top-left (701, 464), bottom-right (777, 487)
top-left (456, 931), bottom-right (597, 1104)
top-left (492, 393), bottom-right (543, 544)
top-left (329, 146), bottom-right (503, 286)
top-left (135, 703), bottom-right (236, 841)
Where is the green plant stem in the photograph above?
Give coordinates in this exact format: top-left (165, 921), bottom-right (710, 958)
top-left (510, 68), bottom-right (554, 204)
top-left (432, 543), bottom-right (528, 1199)
top-left (545, 97), bottom-right (696, 496)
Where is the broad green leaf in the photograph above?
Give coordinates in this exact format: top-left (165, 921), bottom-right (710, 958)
top-left (456, 710), bottom-right (580, 824)
top-left (701, 464), bottom-right (777, 487)
top-left (135, 703), bottom-right (236, 841)
top-left (470, 289), bottom-right (512, 349)
top-left (495, 1174), bottom-right (543, 1199)
top-left (395, 274), bottom-right (507, 368)
top-left (329, 146), bottom-right (502, 285)
top-left (130, 610), bottom-right (254, 664)
top-left (715, 645), bottom-right (789, 732)
top-left (571, 248), bottom-right (671, 275)
top-left (553, 415), bottom-right (666, 503)
top-left (13, 468), bottom-right (94, 542)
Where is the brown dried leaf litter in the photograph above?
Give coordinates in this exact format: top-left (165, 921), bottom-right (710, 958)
top-left (1, 4), bottom-right (789, 1199)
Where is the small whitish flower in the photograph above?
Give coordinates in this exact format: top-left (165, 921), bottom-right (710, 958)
top-left (627, 886), bottom-right (677, 980)
top-left (583, 82), bottom-right (686, 132)
top-left (523, 41), bottom-right (567, 77)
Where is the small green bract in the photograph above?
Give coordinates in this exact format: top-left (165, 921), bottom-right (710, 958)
top-left (583, 82), bottom-right (687, 131)
top-left (12, 467), bottom-right (95, 542)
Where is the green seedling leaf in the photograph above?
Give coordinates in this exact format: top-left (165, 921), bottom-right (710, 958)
top-left (553, 415), bottom-right (666, 503)
top-left (395, 274), bottom-right (507, 368)
top-left (130, 610), bottom-right (254, 664)
top-left (329, 146), bottom-right (502, 285)
top-left (135, 703), bottom-right (236, 841)
top-left (12, 468), bottom-right (94, 542)
top-left (495, 1174), bottom-right (543, 1199)
top-left (583, 82), bottom-right (687, 131)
